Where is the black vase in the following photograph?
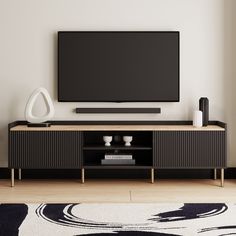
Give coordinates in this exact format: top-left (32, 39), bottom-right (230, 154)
top-left (199, 97), bottom-right (209, 126)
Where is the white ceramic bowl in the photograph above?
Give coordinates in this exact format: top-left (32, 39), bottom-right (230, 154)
top-left (103, 136), bottom-right (112, 146)
top-left (123, 136), bottom-right (133, 146)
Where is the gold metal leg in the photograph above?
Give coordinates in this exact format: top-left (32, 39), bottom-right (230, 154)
top-left (151, 168), bottom-right (154, 184)
top-left (214, 168), bottom-right (217, 180)
top-left (11, 169), bottom-right (14, 187)
top-left (19, 169), bottom-right (22, 180)
top-left (81, 168), bottom-right (85, 184)
top-left (221, 168), bottom-right (224, 187)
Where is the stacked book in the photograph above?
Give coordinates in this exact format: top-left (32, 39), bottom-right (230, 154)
top-left (101, 153), bottom-right (135, 165)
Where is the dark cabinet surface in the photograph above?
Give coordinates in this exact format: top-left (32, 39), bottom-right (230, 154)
top-left (9, 131), bottom-right (83, 169)
top-left (153, 131), bottom-right (226, 168)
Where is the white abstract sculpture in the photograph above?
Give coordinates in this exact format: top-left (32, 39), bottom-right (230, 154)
top-left (25, 87), bottom-right (55, 123)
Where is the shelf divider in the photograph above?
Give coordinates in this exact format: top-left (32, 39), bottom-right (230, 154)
top-left (83, 145), bottom-right (152, 151)
top-left (84, 165), bottom-right (152, 169)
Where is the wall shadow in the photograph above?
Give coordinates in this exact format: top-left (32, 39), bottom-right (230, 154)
top-left (224, 0), bottom-right (236, 166)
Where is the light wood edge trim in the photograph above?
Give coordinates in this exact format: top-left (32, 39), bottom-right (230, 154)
top-left (10, 125), bottom-right (225, 131)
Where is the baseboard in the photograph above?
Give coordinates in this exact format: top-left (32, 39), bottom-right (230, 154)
top-left (0, 168), bottom-right (236, 179)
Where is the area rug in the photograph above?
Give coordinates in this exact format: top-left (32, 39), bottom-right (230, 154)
top-left (0, 203), bottom-right (236, 236)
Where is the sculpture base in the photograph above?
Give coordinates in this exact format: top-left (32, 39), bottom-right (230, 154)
top-left (27, 123), bottom-right (51, 127)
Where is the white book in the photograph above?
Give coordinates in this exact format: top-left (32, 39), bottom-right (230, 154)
top-left (104, 154), bottom-right (133, 160)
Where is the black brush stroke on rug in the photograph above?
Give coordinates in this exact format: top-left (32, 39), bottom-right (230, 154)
top-left (151, 203), bottom-right (227, 222)
top-left (79, 231), bottom-right (181, 236)
top-left (200, 225), bottom-right (236, 233)
top-left (38, 203), bottom-right (109, 228)
top-left (0, 204), bottom-right (28, 236)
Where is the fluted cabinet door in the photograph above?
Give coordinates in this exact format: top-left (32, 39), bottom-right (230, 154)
top-left (9, 131), bottom-right (83, 169)
top-left (153, 131), bottom-right (226, 168)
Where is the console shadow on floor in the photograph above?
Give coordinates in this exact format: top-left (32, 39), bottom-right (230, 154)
top-left (0, 179), bottom-right (236, 203)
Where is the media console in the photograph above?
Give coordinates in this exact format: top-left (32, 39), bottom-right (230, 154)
top-left (8, 120), bottom-right (227, 187)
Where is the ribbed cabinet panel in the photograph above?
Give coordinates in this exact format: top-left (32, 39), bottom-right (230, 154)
top-left (153, 131), bottom-right (226, 168)
top-left (9, 131), bottom-right (82, 169)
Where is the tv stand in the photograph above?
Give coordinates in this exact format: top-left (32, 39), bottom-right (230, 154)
top-left (8, 120), bottom-right (227, 187)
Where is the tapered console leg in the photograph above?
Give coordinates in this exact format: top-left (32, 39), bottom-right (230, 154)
top-left (214, 168), bottom-right (217, 180)
top-left (19, 169), bottom-right (22, 180)
top-left (81, 168), bottom-right (85, 184)
top-left (11, 169), bottom-right (14, 187)
top-left (151, 168), bottom-right (154, 184)
top-left (221, 169), bottom-right (224, 187)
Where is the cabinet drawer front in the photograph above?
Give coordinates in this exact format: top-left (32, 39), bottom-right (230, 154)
top-left (153, 131), bottom-right (226, 168)
top-left (9, 131), bottom-right (82, 168)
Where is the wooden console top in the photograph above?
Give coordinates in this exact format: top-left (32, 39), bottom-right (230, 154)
top-left (10, 125), bottom-right (225, 131)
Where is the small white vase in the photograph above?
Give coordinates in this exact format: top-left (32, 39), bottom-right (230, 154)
top-left (123, 136), bottom-right (133, 146)
top-left (193, 110), bottom-right (203, 127)
top-left (25, 87), bottom-right (55, 123)
top-left (103, 136), bottom-right (112, 146)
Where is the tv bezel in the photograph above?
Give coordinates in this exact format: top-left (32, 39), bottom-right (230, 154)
top-left (58, 31), bottom-right (180, 102)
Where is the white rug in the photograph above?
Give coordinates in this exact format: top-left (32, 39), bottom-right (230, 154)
top-left (0, 203), bottom-right (236, 235)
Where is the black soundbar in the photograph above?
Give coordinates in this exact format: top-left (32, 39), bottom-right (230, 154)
top-left (75, 108), bottom-right (161, 114)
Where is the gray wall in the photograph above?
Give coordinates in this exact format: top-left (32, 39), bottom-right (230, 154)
top-left (0, 0), bottom-right (235, 166)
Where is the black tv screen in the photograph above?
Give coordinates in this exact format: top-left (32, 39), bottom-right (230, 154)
top-left (58, 31), bottom-right (179, 102)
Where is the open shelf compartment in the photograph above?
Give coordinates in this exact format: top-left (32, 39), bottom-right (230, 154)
top-left (83, 131), bottom-right (153, 168)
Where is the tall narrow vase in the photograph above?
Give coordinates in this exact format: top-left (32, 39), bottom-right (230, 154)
top-left (199, 97), bottom-right (209, 126)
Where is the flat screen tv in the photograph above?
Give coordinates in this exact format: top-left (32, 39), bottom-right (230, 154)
top-left (58, 31), bottom-right (179, 102)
